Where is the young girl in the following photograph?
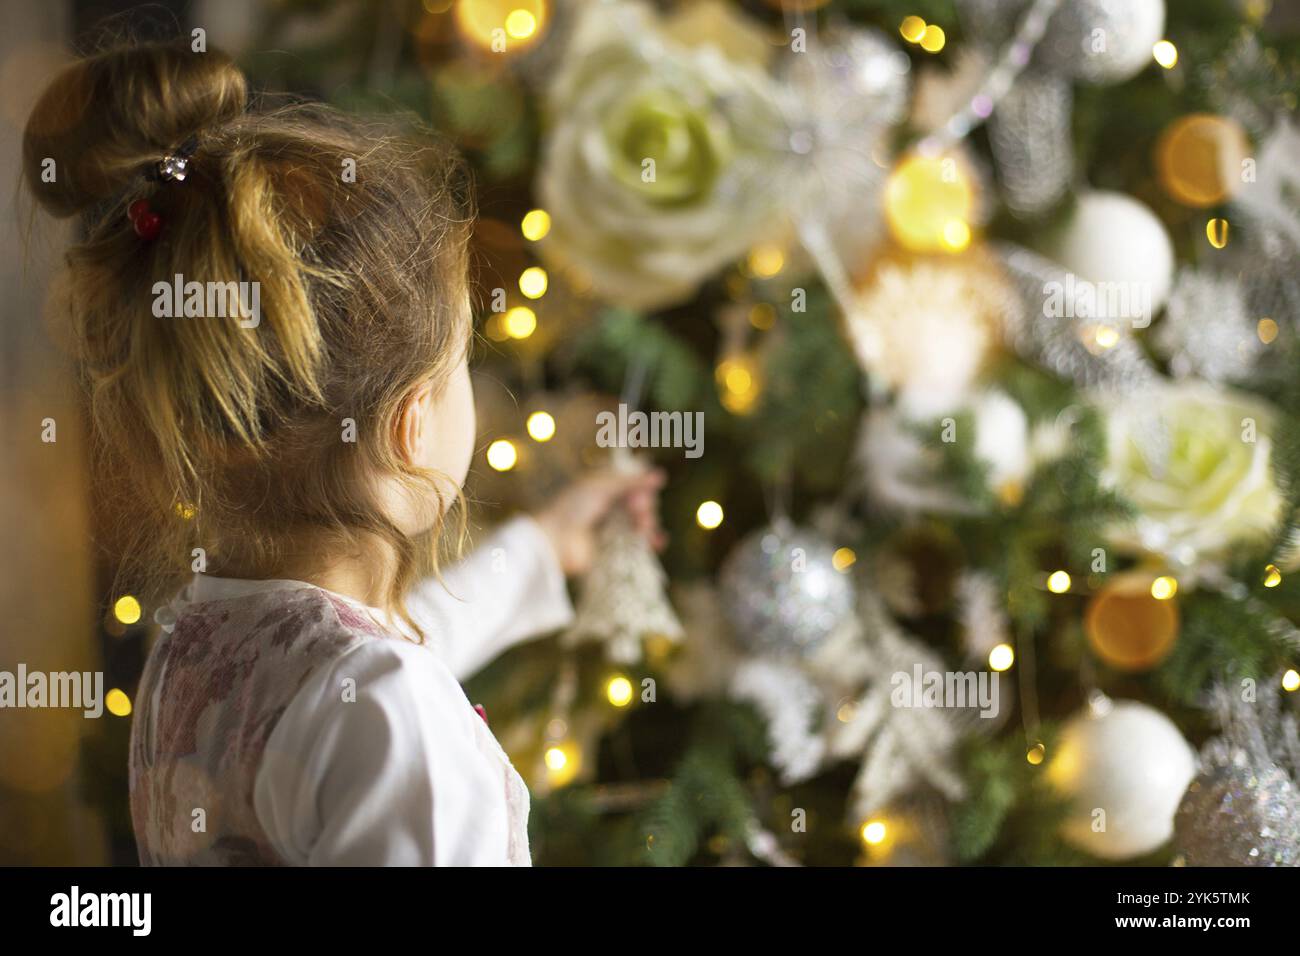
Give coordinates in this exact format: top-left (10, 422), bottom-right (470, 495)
top-left (24, 40), bottom-right (663, 866)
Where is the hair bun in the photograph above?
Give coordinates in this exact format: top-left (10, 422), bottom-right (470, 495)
top-left (23, 40), bottom-right (247, 218)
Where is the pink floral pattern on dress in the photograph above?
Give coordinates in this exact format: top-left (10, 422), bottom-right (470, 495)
top-left (130, 587), bottom-right (382, 865)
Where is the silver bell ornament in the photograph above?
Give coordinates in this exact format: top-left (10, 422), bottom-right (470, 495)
top-left (718, 520), bottom-right (854, 658)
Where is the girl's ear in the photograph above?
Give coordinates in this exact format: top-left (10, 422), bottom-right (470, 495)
top-left (395, 379), bottom-right (437, 466)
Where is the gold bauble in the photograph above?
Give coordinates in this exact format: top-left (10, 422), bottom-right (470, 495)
top-left (884, 153), bottom-right (976, 254)
top-left (1084, 575), bottom-right (1179, 672)
top-left (1154, 114), bottom-right (1251, 208)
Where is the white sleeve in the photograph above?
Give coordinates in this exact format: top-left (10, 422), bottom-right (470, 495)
top-left (406, 515), bottom-right (574, 680)
top-left (253, 640), bottom-right (520, 866)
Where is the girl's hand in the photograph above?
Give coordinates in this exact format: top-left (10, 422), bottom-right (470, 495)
top-left (532, 468), bottom-right (667, 576)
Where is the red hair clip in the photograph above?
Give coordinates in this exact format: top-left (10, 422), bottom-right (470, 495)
top-left (127, 199), bottom-right (162, 241)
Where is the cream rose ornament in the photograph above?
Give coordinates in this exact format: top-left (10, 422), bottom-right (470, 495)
top-left (536, 1), bottom-right (788, 311)
top-left (1101, 381), bottom-right (1285, 565)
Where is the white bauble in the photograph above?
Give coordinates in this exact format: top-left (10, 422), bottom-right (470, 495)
top-left (1042, 0), bottom-right (1166, 85)
top-left (1051, 191), bottom-right (1175, 320)
top-left (1049, 699), bottom-right (1196, 860)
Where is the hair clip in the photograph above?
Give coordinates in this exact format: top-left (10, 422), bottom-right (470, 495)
top-left (153, 134), bottom-right (200, 183)
top-left (128, 199), bottom-right (162, 241)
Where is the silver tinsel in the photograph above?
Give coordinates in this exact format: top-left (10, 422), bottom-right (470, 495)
top-left (1157, 269), bottom-right (1262, 383)
top-left (1174, 763), bottom-right (1300, 867)
top-left (718, 521), bottom-right (854, 658)
top-left (989, 70), bottom-right (1074, 217)
top-left (1039, 0), bottom-right (1165, 85)
top-left (993, 241), bottom-right (1157, 394)
top-left (1173, 679), bottom-right (1300, 867)
top-left (777, 26), bottom-right (910, 276)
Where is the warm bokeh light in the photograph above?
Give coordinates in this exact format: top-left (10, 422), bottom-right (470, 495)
top-left (519, 266), bottom-right (548, 299)
top-left (1153, 40), bottom-right (1178, 69)
top-left (884, 153), bottom-right (975, 254)
top-left (526, 410), bottom-right (555, 442)
top-left (747, 244), bottom-right (785, 278)
top-left (1258, 318), bottom-right (1279, 344)
top-left (504, 8), bottom-right (536, 39)
top-left (988, 643), bottom-right (1015, 672)
top-left (1150, 576), bottom-right (1178, 600)
top-left (606, 675), bottom-right (634, 708)
top-left (941, 218), bottom-right (971, 251)
top-left (1046, 570), bottom-right (1072, 594)
top-left (113, 595), bottom-right (142, 625)
top-left (1264, 564), bottom-right (1283, 588)
top-left (105, 689), bottom-right (132, 718)
top-left (832, 547), bottom-right (857, 573)
top-left (503, 305), bottom-right (537, 339)
top-left (899, 16), bottom-right (926, 44)
top-left (861, 819), bottom-right (887, 845)
top-left (696, 500), bottom-right (724, 530)
top-left (520, 208), bottom-right (551, 241)
top-left (486, 439), bottom-right (518, 471)
top-left (544, 740), bottom-right (580, 786)
top-left (919, 24), bottom-right (946, 53)
top-left (1206, 218), bottom-right (1229, 248)
top-left (455, 0), bottom-right (547, 52)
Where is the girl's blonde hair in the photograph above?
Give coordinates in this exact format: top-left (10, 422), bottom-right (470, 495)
top-left (23, 39), bottom-right (474, 637)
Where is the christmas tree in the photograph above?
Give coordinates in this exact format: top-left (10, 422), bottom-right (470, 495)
top-left (69, 0), bottom-right (1300, 866)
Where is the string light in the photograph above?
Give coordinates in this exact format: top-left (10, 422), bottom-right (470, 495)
top-left (526, 411), bottom-right (555, 442)
top-left (1150, 575), bottom-right (1178, 600)
top-left (486, 439), bottom-right (518, 471)
top-left (832, 547), bottom-right (857, 573)
top-left (1264, 564), bottom-right (1282, 588)
top-left (919, 25), bottom-right (946, 53)
top-left (113, 595), bottom-right (142, 625)
top-left (504, 8), bottom-right (536, 40)
top-left (861, 819), bottom-right (887, 845)
top-left (715, 356), bottom-right (761, 415)
top-left (696, 500), bottom-right (724, 530)
top-left (1282, 669), bottom-right (1300, 693)
top-left (519, 266), bottom-right (548, 299)
top-left (606, 675), bottom-right (634, 708)
top-left (899, 16), bottom-right (926, 43)
top-left (1046, 570), bottom-right (1072, 594)
top-left (503, 305), bottom-right (537, 339)
top-left (544, 739), bottom-right (580, 786)
top-left (988, 643), bottom-right (1015, 672)
top-left (747, 244), bottom-right (785, 279)
top-left (941, 218), bottom-right (971, 251)
top-left (1152, 40), bottom-right (1178, 69)
top-left (1258, 318), bottom-right (1279, 344)
top-left (1206, 218), bottom-right (1229, 249)
top-left (454, 0), bottom-right (547, 52)
top-left (105, 688), bottom-right (132, 717)
top-left (1026, 742), bottom-right (1046, 765)
top-left (1092, 325), bottom-right (1120, 350)
top-left (520, 208), bottom-right (551, 241)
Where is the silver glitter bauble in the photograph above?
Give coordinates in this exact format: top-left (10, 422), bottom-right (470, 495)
top-left (1040, 0), bottom-right (1165, 85)
top-left (718, 522), bottom-right (854, 658)
top-left (1174, 763), bottom-right (1300, 867)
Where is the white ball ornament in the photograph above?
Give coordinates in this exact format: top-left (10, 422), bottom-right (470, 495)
top-left (1042, 0), bottom-right (1166, 86)
top-left (1051, 191), bottom-right (1175, 324)
top-left (1048, 697), bottom-right (1196, 860)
